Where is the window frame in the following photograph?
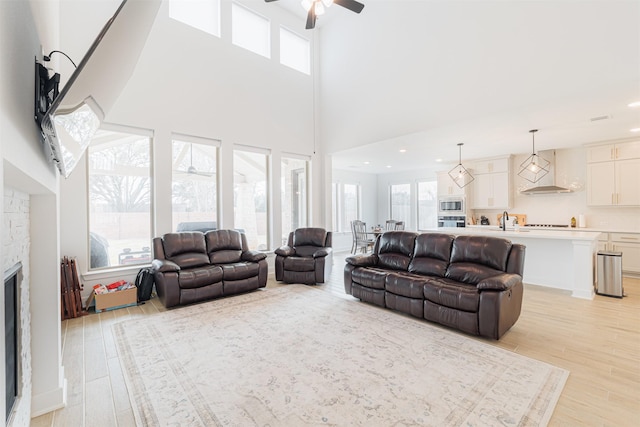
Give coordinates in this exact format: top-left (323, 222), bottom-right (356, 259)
top-left (86, 123), bottom-right (154, 271)
top-left (233, 145), bottom-right (271, 251)
top-left (171, 133), bottom-right (221, 233)
top-left (231, 2), bottom-right (271, 59)
top-left (280, 154), bottom-right (310, 242)
top-left (279, 25), bottom-right (311, 75)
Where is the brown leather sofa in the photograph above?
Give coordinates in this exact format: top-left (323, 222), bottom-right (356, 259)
top-left (344, 231), bottom-right (525, 339)
top-left (151, 230), bottom-right (268, 308)
top-left (275, 228), bottom-right (332, 284)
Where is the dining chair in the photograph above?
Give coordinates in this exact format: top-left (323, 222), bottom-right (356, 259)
top-left (385, 220), bottom-right (398, 231)
top-left (394, 221), bottom-right (405, 230)
top-left (352, 220), bottom-right (375, 254)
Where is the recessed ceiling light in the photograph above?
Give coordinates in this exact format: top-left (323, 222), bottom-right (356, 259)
top-left (628, 101), bottom-right (640, 108)
top-left (435, 158), bottom-right (443, 162)
top-left (363, 161), bottom-right (370, 165)
top-left (631, 128), bottom-right (640, 132)
top-left (399, 149), bottom-right (407, 153)
top-left (386, 165), bottom-right (392, 168)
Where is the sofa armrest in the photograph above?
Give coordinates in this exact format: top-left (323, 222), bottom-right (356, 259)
top-left (313, 247), bottom-right (332, 258)
top-left (242, 250), bottom-right (267, 262)
top-left (274, 246), bottom-right (295, 257)
top-left (345, 254), bottom-right (378, 267)
top-left (152, 259), bottom-right (180, 273)
top-left (477, 273), bottom-right (522, 291)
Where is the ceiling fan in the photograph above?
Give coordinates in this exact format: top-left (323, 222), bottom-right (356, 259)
top-left (175, 143), bottom-right (214, 178)
top-left (265, 0), bottom-right (365, 30)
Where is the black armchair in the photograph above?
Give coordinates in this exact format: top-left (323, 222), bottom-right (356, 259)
top-left (275, 228), bottom-right (333, 284)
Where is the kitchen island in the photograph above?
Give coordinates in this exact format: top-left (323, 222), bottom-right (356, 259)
top-left (432, 227), bottom-right (601, 299)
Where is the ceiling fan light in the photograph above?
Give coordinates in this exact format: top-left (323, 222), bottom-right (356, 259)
top-left (321, 0), bottom-right (333, 7)
top-left (314, 1), bottom-right (325, 15)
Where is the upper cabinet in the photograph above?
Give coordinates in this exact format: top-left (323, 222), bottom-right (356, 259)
top-left (437, 171), bottom-right (467, 197)
top-left (586, 141), bottom-right (640, 206)
top-left (469, 156), bottom-right (512, 210)
top-left (587, 140), bottom-right (640, 163)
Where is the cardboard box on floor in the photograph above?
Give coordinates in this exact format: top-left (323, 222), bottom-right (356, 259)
top-left (86, 287), bottom-right (137, 313)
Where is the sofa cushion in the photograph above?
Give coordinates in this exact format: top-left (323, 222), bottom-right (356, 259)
top-left (423, 277), bottom-right (480, 312)
top-left (446, 263), bottom-right (505, 286)
top-left (377, 231), bottom-right (417, 271)
top-left (294, 245), bottom-right (320, 258)
top-left (222, 262), bottom-right (260, 281)
top-left (163, 232), bottom-right (210, 268)
top-left (450, 235), bottom-right (512, 271)
top-left (283, 256), bottom-right (316, 272)
top-left (385, 272), bottom-right (428, 299)
top-left (293, 228), bottom-right (327, 247)
top-left (205, 230), bottom-right (244, 264)
top-left (408, 233), bottom-right (453, 277)
top-left (178, 265), bottom-right (223, 289)
top-left (163, 232), bottom-right (207, 257)
top-left (351, 267), bottom-right (388, 290)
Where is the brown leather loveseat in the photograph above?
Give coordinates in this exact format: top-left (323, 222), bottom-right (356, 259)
top-left (152, 229), bottom-right (268, 308)
top-left (344, 231), bottom-right (525, 339)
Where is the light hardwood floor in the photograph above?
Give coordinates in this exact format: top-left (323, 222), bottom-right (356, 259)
top-left (31, 252), bottom-right (640, 426)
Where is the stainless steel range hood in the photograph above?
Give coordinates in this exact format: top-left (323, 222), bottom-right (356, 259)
top-left (520, 150), bottom-right (572, 195)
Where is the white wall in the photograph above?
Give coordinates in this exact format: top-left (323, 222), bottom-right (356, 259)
top-left (1, 0), bottom-right (65, 419)
top-left (59, 1), bottom-right (323, 286)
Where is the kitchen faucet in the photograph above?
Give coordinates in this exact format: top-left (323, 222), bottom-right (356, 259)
top-left (502, 211), bottom-right (509, 231)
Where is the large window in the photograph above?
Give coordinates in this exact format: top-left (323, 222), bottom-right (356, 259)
top-left (280, 26), bottom-right (310, 75)
top-left (331, 182), bottom-right (360, 232)
top-left (417, 180), bottom-right (438, 230)
top-left (390, 183), bottom-right (411, 225)
top-left (88, 127), bottom-right (152, 269)
top-left (281, 156), bottom-right (309, 243)
top-left (232, 3), bottom-right (270, 58)
top-left (171, 136), bottom-right (219, 232)
top-left (234, 148), bottom-right (269, 250)
top-left (169, 0), bottom-right (220, 37)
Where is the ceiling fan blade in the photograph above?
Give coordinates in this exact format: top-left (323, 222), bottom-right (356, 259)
top-left (333, 0), bottom-right (364, 13)
top-left (264, 0), bottom-right (279, 2)
top-left (305, 7), bottom-right (316, 29)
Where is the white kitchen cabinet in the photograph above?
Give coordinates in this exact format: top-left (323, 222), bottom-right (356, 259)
top-left (599, 232), bottom-right (640, 275)
top-left (587, 158), bottom-right (640, 206)
top-left (469, 156), bottom-right (512, 209)
top-left (437, 171), bottom-right (466, 197)
top-left (470, 157), bottom-right (509, 174)
top-left (587, 140), bottom-right (640, 163)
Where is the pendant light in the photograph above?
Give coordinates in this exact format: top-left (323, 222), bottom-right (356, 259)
top-left (518, 129), bottom-right (550, 183)
top-left (448, 143), bottom-right (474, 188)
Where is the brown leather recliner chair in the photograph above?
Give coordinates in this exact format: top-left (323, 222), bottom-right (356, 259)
top-left (275, 228), bottom-right (333, 285)
top-left (152, 229), bottom-right (267, 308)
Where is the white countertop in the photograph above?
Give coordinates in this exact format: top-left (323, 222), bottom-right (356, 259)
top-left (466, 225), bottom-right (640, 234)
top-left (432, 227), bottom-right (601, 241)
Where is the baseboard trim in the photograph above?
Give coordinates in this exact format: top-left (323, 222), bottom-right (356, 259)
top-left (31, 377), bottom-right (67, 418)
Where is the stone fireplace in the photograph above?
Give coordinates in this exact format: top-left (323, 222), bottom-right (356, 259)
top-left (3, 188), bottom-right (32, 426)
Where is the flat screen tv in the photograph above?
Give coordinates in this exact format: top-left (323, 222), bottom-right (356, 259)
top-left (36, 0), bottom-right (161, 178)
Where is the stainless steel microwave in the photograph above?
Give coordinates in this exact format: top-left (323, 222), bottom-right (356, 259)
top-left (438, 197), bottom-right (465, 215)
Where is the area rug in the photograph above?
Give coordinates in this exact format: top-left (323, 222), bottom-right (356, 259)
top-left (113, 286), bottom-right (568, 426)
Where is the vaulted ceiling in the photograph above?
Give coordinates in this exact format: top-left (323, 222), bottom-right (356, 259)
top-left (313, 0), bottom-right (640, 172)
